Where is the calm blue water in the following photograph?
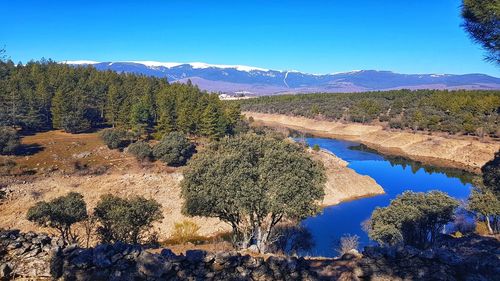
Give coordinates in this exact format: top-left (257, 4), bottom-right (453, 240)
top-left (300, 138), bottom-right (473, 257)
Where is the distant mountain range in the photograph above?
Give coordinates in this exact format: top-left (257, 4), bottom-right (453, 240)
top-left (62, 61), bottom-right (500, 95)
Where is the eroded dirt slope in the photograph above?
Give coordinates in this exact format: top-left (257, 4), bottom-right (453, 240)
top-left (246, 112), bottom-right (500, 173)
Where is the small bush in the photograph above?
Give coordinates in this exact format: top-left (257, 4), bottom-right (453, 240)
top-left (171, 220), bottom-right (201, 244)
top-left (127, 141), bottom-right (152, 161)
top-left (0, 159), bottom-right (17, 176)
top-left (337, 234), bottom-right (360, 256)
top-left (152, 132), bottom-right (195, 166)
top-left (312, 144), bottom-right (320, 152)
top-left (72, 161), bottom-right (108, 176)
top-left (0, 127), bottom-right (20, 155)
top-left (27, 192), bottom-right (88, 245)
top-left (61, 114), bottom-right (91, 134)
top-left (100, 128), bottom-right (128, 149)
top-left (94, 194), bottom-right (163, 244)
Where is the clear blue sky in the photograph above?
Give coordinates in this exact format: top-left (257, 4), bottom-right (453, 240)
top-left (2, 0), bottom-right (499, 76)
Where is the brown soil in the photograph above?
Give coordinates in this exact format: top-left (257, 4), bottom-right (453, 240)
top-left (0, 130), bottom-right (384, 243)
top-left (311, 150), bottom-right (384, 206)
top-left (245, 112), bottom-right (500, 174)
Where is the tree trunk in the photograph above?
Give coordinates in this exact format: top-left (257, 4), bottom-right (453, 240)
top-left (254, 226), bottom-right (267, 253)
top-left (485, 216), bottom-right (494, 234)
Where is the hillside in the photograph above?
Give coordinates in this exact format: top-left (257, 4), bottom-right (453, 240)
top-left (245, 112), bottom-right (500, 173)
top-left (0, 130), bottom-right (384, 241)
top-left (63, 61), bottom-right (500, 95)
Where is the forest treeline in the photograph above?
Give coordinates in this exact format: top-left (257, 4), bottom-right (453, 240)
top-left (238, 90), bottom-right (500, 137)
top-left (0, 59), bottom-right (240, 138)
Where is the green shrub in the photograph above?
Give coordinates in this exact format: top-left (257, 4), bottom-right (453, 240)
top-left (152, 132), bottom-right (195, 166)
top-left (94, 194), bottom-right (163, 244)
top-left (100, 128), bottom-right (128, 149)
top-left (368, 191), bottom-right (458, 249)
top-left (60, 114), bottom-right (91, 134)
top-left (312, 144), bottom-right (320, 152)
top-left (181, 133), bottom-right (326, 253)
top-left (127, 141), bottom-right (152, 161)
top-left (0, 127), bottom-right (20, 155)
top-left (27, 192), bottom-right (88, 245)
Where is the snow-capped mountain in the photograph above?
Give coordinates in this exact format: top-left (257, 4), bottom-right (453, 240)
top-left (62, 61), bottom-right (500, 95)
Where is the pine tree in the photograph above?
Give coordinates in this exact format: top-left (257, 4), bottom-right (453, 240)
top-left (106, 84), bottom-right (120, 128)
top-left (200, 101), bottom-right (225, 139)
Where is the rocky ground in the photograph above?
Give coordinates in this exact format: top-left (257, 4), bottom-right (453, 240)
top-left (1, 229), bottom-right (498, 280)
top-left (245, 112), bottom-right (500, 173)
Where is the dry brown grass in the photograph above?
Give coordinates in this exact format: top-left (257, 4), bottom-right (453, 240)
top-left (0, 130), bottom-right (229, 243)
top-left (0, 129), bottom-right (385, 251)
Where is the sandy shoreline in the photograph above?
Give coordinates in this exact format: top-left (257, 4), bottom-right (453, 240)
top-left (311, 149), bottom-right (384, 206)
top-left (245, 112), bottom-right (500, 174)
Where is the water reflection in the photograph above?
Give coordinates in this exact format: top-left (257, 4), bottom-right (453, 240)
top-left (300, 138), bottom-right (473, 257)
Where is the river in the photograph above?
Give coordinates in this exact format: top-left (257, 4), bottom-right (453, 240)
top-left (300, 137), bottom-right (474, 257)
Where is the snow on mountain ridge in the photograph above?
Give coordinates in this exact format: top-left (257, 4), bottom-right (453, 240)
top-left (62, 60), bottom-right (99, 65)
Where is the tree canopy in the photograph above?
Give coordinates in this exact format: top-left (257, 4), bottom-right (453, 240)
top-left (461, 0), bottom-right (500, 64)
top-left (27, 192), bottom-right (88, 245)
top-left (238, 89), bottom-right (500, 137)
top-left (468, 150), bottom-right (500, 234)
top-left (180, 133), bottom-right (326, 252)
top-left (152, 131), bottom-right (196, 166)
top-left (0, 126), bottom-right (20, 155)
top-left (368, 191), bottom-right (458, 249)
top-left (94, 194), bottom-right (163, 244)
top-left (0, 60), bottom-right (239, 139)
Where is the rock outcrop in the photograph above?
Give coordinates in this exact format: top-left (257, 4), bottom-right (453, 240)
top-left (360, 235), bottom-right (500, 280)
top-left (1, 230), bottom-right (499, 281)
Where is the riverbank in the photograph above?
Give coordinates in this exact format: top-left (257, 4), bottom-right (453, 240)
top-left (310, 149), bottom-right (384, 206)
top-left (0, 152), bottom-right (384, 240)
top-left (245, 112), bottom-right (500, 173)
top-left (0, 130), bottom-right (384, 241)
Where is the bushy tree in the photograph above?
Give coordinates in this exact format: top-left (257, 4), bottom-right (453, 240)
top-left (0, 126), bottom-right (20, 155)
top-left (482, 150), bottom-right (500, 196)
top-left (100, 128), bottom-right (128, 149)
top-left (27, 192), bottom-right (88, 245)
top-left (152, 132), bottom-right (195, 166)
top-left (60, 112), bottom-right (91, 133)
top-left (127, 140), bottom-right (152, 161)
top-left (468, 187), bottom-right (500, 234)
top-left (461, 0), bottom-right (500, 64)
top-left (94, 194), bottom-right (163, 244)
top-left (368, 191), bottom-right (458, 249)
top-left (181, 133), bottom-right (326, 253)
top-left (468, 151), bottom-right (500, 234)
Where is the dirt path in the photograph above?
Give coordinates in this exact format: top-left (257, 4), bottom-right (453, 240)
top-left (245, 112), bottom-right (500, 173)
